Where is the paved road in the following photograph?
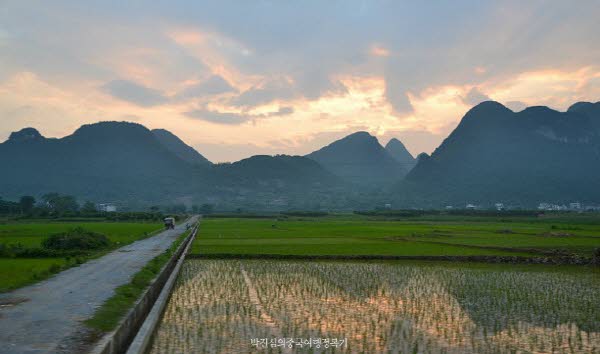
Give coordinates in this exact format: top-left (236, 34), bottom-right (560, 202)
top-left (0, 216), bottom-right (198, 354)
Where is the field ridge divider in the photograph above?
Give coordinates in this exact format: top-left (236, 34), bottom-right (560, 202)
top-left (186, 253), bottom-right (592, 265)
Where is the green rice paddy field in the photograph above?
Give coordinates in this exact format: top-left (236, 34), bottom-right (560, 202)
top-left (191, 214), bottom-right (600, 258)
top-left (0, 222), bottom-right (161, 248)
top-left (0, 221), bottom-right (161, 292)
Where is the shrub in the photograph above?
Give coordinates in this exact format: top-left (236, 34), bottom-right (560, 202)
top-left (42, 227), bottom-right (110, 251)
top-left (0, 243), bottom-right (26, 257)
top-left (49, 263), bottom-right (62, 273)
top-left (592, 248), bottom-right (600, 266)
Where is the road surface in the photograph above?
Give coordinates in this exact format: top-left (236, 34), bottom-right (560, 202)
top-left (0, 215), bottom-right (198, 354)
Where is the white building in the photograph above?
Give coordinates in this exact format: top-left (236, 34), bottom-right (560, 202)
top-left (98, 203), bottom-right (117, 212)
top-left (569, 202), bottom-right (581, 210)
top-left (538, 203), bottom-right (567, 211)
top-left (495, 203), bottom-right (505, 211)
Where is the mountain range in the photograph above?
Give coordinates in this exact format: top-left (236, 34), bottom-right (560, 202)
top-left (305, 131), bottom-right (413, 186)
top-left (1, 122), bottom-right (202, 207)
top-left (1, 100), bottom-right (598, 210)
top-left (0, 122), bottom-right (351, 209)
top-left (385, 138), bottom-right (416, 169)
top-left (151, 129), bottom-right (212, 167)
top-left (394, 101), bottom-right (600, 208)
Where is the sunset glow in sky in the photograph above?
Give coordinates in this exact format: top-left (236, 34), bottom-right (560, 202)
top-left (1, 1), bottom-right (599, 162)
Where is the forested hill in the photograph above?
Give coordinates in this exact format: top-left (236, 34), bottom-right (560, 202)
top-left (3, 101), bottom-right (599, 210)
top-left (0, 122), bottom-right (349, 209)
top-left (0, 122), bottom-right (204, 206)
top-left (393, 101), bottom-right (600, 208)
top-left (306, 131), bottom-right (412, 186)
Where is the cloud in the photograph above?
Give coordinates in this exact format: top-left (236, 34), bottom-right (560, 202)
top-left (0, 71), bottom-right (115, 141)
top-left (176, 75), bottom-right (236, 99)
top-left (380, 129), bottom-right (448, 157)
top-left (269, 106), bottom-right (294, 116)
top-left (462, 87), bottom-right (491, 106)
top-left (1, 1), bottom-right (599, 162)
top-left (294, 71), bottom-right (347, 100)
top-left (184, 105), bottom-right (294, 125)
top-left (184, 109), bottom-right (249, 125)
top-left (385, 83), bottom-right (414, 114)
top-left (227, 72), bottom-right (346, 108)
top-left (229, 78), bottom-right (295, 107)
top-left (487, 67), bottom-right (600, 110)
top-left (102, 80), bottom-right (167, 106)
top-left (505, 101), bottom-right (527, 112)
top-left (370, 44), bottom-right (390, 57)
top-left (474, 66), bottom-right (487, 75)
top-left (577, 76), bottom-right (600, 99)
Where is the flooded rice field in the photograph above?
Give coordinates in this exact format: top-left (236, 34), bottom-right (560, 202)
top-left (149, 260), bottom-right (600, 353)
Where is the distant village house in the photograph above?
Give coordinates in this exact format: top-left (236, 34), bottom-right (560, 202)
top-left (97, 203), bottom-right (117, 212)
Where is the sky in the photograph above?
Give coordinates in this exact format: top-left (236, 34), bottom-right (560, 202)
top-left (0, 1), bottom-right (599, 162)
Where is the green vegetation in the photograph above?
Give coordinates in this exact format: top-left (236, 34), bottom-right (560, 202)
top-left (191, 214), bottom-right (600, 258)
top-left (85, 229), bottom-right (191, 332)
top-left (0, 221), bottom-right (161, 292)
top-left (0, 222), bottom-right (161, 249)
top-left (0, 258), bottom-right (70, 292)
top-left (42, 227), bottom-right (110, 250)
top-left (1, 192), bottom-right (180, 220)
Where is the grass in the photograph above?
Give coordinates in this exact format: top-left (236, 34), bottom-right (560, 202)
top-left (0, 221), bottom-right (162, 292)
top-left (85, 228), bottom-right (192, 332)
top-left (190, 215), bottom-right (600, 258)
top-left (0, 258), bottom-right (70, 292)
top-left (0, 222), bottom-right (162, 248)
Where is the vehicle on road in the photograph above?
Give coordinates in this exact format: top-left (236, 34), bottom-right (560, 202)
top-left (163, 217), bottom-right (175, 230)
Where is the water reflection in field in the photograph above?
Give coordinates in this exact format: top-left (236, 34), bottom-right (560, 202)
top-left (149, 260), bottom-right (600, 353)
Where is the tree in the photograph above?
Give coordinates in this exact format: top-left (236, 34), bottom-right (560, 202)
top-left (19, 196), bottom-right (36, 214)
top-left (0, 197), bottom-right (19, 215)
top-left (42, 193), bottom-right (79, 214)
top-left (81, 201), bottom-right (97, 214)
top-left (41, 193), bottom-right (60, 210)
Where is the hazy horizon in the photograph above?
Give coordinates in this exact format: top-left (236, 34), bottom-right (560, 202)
top-left (1, 1), bottom-right (599, 162)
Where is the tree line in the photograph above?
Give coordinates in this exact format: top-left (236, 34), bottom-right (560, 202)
top-left (0, 193), bottom-right (89, 216)
top-left (0, 193), bottom-right (216, 217)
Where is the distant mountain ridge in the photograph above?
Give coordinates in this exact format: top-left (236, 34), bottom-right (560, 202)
top-left (567, 101), bottom-right (600, 131)
top-left (152, 129), bottom-right (212, 166)
top-left (0, 122), bottom-right (347, 209)
top-left (8, 127), bottom-right (45, 142)
top-left (385, 138), bottom-right (416, 168)
top-left (305, 131), bottom-right (411, 186)
top-left (1, 122), bottom-right (202, 206)
top-left (2, 100), bottom-right (599, 210)
top-left (394, 100), bottom-right (600, 208)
